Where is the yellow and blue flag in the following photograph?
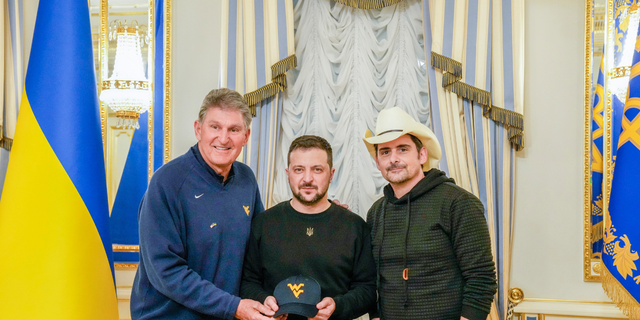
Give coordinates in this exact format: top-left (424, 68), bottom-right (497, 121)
top-left (0, 1), bottom-right (119, 319)
top-left (602, 21), bottom-right (640, 319)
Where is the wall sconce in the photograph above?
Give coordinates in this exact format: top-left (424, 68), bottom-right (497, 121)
top-left (100, 20), bottom-right (151, 129)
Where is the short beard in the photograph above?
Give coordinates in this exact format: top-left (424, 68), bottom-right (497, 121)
top-left (385, 162), bottom-right (425, 185)
top-left (291, 183), bottom-right (328, 206)
top-left (385, 163), bottom-right (411, 184)
top-left (386, 172), bottom-right (411, 185)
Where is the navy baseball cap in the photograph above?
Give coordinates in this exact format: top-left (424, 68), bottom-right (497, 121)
top-left (273, 275), bottom-right (321, 318)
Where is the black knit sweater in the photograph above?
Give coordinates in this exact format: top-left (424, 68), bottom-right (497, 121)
top-left (240, 201), bottom-right (377, 320)
top-left (366, 169), bottom-right (497, 320)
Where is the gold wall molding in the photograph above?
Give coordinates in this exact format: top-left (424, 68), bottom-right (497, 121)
top-left (112, 244), bottom-right (140, 252)
top-left (100, 0), bottom-right (108, 155)
top-left (114, 263), bottom-right (139, 269)
top-left (583, 0), bottom-right (617, 283)
top-left (91, 11), bottom-right (147, 16)
top-left (583, 0), bottom-right (600, 282)
top-left (536, 314), bottom-right (619, 319)
top-left (522, 298), bottom-right (613, 304)
top-left (148, 0), bottom-right (154, 181)
top-left (518, 314), bottom-right (620, 320)
top-left (514, 295), bottom-right (624, 320)
top-left (163, 0), bottom-right (172, 163)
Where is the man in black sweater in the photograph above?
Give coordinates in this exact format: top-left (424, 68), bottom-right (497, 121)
top-left (363, 107), bottom-right (497, 320)
top-left (241, 135), bottom-right (376, 320)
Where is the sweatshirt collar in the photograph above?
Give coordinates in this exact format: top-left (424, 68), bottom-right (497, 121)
top-left (383, 169), bottom-right (454, 204)
top-left (191, 144), bottom-right (235, 185)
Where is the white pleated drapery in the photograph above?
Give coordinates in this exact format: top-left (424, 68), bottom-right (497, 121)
top-left (272, 0), bottom-right (431, 216)
top-left (0, 0), bottom-right (24, 198)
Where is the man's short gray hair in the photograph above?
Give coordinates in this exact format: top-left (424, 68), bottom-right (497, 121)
top-left (198, 88), bottom-right (252, 129)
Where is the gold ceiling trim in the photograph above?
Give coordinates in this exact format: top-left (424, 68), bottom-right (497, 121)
top-left (333, 0), bottom-right (403, 9)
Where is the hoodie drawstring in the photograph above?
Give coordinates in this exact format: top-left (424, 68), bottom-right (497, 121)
top-left (403, 194), bottom-right (411, 308)
top-left (377, 193), bottom-right (413, 312)
top-left (376, 199), bottom-right (386, 315)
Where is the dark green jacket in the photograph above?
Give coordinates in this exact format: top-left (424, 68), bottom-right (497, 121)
top-left (367, 169), bottom-right (497, 320)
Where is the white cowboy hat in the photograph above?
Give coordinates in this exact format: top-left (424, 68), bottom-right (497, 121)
top-left (363, 107), bottom-right (442, 171)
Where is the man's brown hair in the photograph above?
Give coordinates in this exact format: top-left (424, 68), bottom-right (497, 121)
top-left (288, 135), bottom-right (333, 169)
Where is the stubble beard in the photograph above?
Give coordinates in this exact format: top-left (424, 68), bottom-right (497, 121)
top-left (291, 183), bottom-right (329, 206)
top-left (385, 163), bottom-right (416, 185)
top-left (386, 172), bottom-right (411, 185)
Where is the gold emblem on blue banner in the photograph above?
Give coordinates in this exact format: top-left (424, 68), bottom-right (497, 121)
top-left (602, 17), bottom-right (640, 317)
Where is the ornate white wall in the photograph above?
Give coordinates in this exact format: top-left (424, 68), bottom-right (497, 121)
top-left (15, 0), bottom-right (631, 319)
top-left (171, 0), bottom-right (223, 158)
top-left (511, 0), bottom-right (623, 318)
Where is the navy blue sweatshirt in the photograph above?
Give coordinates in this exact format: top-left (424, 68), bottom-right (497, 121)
top-left (131, 144), bottom-right (264, 320)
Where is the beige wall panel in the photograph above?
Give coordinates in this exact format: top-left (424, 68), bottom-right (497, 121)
top-left (171, 0), bottom-right (223, 159)
top-left (511, 0), bottom-right (610, 301)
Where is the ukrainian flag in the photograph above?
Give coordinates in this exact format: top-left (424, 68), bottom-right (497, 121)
top-left (602, 23), bottom-right (640, 319)
top-left (0, 1), bottom-right (119, 319)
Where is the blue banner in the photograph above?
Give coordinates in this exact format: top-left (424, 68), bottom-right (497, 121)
top-left (603, 22), bottom-right (640, 317)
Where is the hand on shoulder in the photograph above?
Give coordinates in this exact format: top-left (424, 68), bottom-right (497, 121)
top-left (331, 199), bottom-right (349, 210)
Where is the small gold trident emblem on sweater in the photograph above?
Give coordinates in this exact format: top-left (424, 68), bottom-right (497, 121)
top-left (287, 283), bottom-right (305, 298)
top-left (306, 227), bottom-right (314, 236)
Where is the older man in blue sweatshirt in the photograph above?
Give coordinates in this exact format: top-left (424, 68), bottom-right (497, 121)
top-left (130, 88), bottom-right (274, 320)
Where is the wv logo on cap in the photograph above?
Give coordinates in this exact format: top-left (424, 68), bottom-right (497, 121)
top-left (273, 275), bottom-right (321, 318)
top-left (287, 283), bottom-right (305, 298)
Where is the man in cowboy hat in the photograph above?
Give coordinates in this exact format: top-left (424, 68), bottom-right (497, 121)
top-left (363, 107), bottom-right (497, 320)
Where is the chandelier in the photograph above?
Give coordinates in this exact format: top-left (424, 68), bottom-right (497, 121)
top-left (100, 20), bottom-right (151, 129)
